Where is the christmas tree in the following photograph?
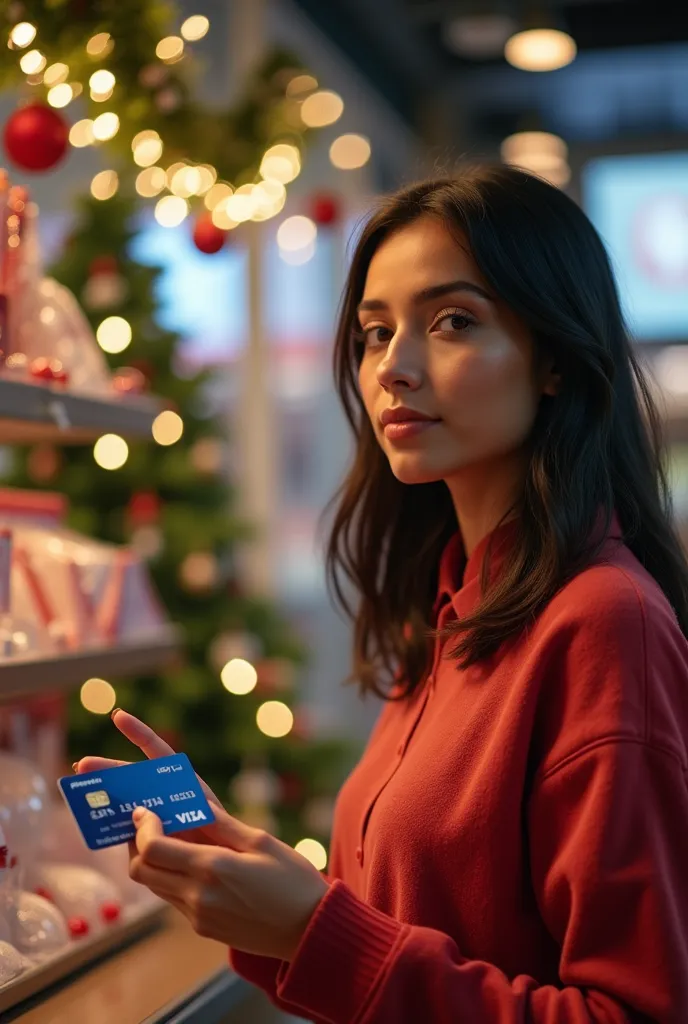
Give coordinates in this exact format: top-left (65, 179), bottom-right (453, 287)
top-left (2, 188), bottom-right (350, 849)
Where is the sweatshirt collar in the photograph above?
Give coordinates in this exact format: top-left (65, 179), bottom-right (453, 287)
top-left (433, 510), bottom-right (623, 619)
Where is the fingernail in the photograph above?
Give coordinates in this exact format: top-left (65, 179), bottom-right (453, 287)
top-left (72, 762), bottom-right (79, 772)
top-left (111, 708), bottom-right (122, 720)
top-left (132, 807), bottom-right (146, 823)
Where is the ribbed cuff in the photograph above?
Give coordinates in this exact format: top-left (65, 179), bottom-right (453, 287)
top-left (275, 880), bottom-right (405, 1023)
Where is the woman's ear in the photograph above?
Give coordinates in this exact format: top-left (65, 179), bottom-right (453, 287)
top-left (541, 357), bottom-right (561, 397)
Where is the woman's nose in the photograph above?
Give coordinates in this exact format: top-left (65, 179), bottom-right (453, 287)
top-left (376, 334), bottom-right (424, 392)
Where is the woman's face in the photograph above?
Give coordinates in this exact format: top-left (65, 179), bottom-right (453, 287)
top-left (357, 216), bottom-right (555, 490)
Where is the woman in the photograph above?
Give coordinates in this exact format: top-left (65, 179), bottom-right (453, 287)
top-left (77, 166), bottom-right (688, 1022)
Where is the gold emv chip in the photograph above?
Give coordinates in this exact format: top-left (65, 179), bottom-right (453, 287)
top-left (85, 790), bottom-right (111, 809)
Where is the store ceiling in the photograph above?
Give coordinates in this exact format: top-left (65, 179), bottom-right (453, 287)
top-left (291, 0), bottom-right (688, 143)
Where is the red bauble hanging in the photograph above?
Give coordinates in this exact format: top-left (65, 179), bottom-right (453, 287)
top-left (309, 194), bottom-right (341, 227)
top-left (126, 490), bottom-right (161, 527)
top-left (192, 212), bottom-right (227, 255)
top-left (3, 103), bottom-right (69, 173)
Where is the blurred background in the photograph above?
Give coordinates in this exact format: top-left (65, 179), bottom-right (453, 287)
top-left (0, 0), bottom-right (687, 1021)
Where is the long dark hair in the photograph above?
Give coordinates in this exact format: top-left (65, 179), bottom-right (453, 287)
top-left (324, 164), bottom-right (688, 700)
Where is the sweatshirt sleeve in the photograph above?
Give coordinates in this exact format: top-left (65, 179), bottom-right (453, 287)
top-left (262, 739), bottom-right (688, 1023)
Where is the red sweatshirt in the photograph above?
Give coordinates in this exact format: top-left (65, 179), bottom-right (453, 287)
top-left (230, 516), bottom-right (688, 1022)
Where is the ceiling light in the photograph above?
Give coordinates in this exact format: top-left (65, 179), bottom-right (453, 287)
top-left (505, 27), bottom-right (576, 72)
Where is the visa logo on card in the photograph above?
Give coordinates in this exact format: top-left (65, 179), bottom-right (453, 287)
top-left (58, 753), bottom-right (215, 851)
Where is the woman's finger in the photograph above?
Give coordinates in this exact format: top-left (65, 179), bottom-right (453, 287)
top-left (111, 710), bottom-right (223, 807)
top-left (74, 757), bottom-right (131, 773)
top-left (111, 709), bottom-right (176, 759)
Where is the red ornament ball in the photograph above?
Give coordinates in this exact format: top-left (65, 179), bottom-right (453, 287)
top-left (309, 194), bottom-right (341, 227)
top-left (3, 103), bottom-right (69, 173)
top-left (127, 490), bottom-right (161, 527)
top-left (192, 212), bottom-right (227, 255)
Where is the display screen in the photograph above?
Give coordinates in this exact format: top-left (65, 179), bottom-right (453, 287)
top-left (582, 151), bottom-right (688, 342)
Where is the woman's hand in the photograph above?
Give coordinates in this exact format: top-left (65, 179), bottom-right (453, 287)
top-left (75, 710), bottom-right (329, 959)
top-left (130, 804), bottom-right (328, 960)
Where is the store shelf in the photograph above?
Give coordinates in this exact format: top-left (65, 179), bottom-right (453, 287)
top-left (0, 378), bottom-right (162, 444)
top-left (0, 902), bottom-right (168, 1017)
top-left (0, 627), bottom-right (181, 702)
top-left (5, 907), bottom-right (252, 1024)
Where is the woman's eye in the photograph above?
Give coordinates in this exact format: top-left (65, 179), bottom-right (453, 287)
top-left (434, 313), bottom-right (474, 333)
top-left (363, 325), bottom-right (393, 346)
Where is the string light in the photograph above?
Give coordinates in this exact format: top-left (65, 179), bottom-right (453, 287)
top-left (221, 659), bottom-right (258, 695)
top-left (155, 195), bottom-right (188, 227)
top-left (86, 32), bottom-right (113, 58)
top-left (211, 202), bottom-right (239, 230)
top-left (165, 161), bottom-right (187, 187)
top-left (135, 166), bottom-right (166, 197)
top-left (279, 240), bottom-right (316, 266)
top-left (93, 434), bottom-right (129, 471)
top-left (195, 165), bottom-right (217, 194)
top-left (9, 23), bottom-right (37, 49)
top-left (504, 28), bottom-right (576, 71)
top-left (89, 68), bottom-right (115, 101)
top-left (44, 62), bottom-right (69, 87)
top-left (90, 170), bottom-right (119, 200)
top-left (69, 119), bottom-right (95, 148)
top-left (170, 165), bottom-right (202, 197)
top-left (260, 144), bottom-right (301, 184)
top-left (152, 410), bottom-right (184, 445)
top-left (96, 316), bottom-right (131, 353)
top-left (181, 15), bottom-right (210, 41)
top-left (300, 90), bottom-right (344, 128)
top-left (132, 130), bottom-right (163, 167)
top-left (294, 838), bottom-right (327, 871)
top-left (156, 36), bottom-right (184, 63)
top-left (329, 133), bottom-right (371, 170)
top-left (80, 678), bottom-right (116, 714)
top-left (286, 74), bottom-right (318, 98)
top-left (92, 112), bottom-right (120, 141)
top-left (226, 184), bottom-right (259, 223)
top-left (250, 180), bottom-right (287, 222)
top-left (256, 701), bottom-right (294, 738)
top-left (277, 215), bottom-right (317, 252)
top-left (19, 50), bottom-right (46, 75)
top-left (47, 83), bottom-right (73, 108)
top-left (204, 182), bottom-right (233, 210)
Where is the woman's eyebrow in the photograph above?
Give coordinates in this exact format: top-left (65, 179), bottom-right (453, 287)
top-left (357, 280), bottom-right (495, 313)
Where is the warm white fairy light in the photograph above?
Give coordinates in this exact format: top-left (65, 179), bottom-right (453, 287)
top-left (132, 130), bottom-right (163, 167)
top-left (165, 161), bottom-right (187, 187)
top-left (135, 166), bottom-right (166, 197)
top-left (210, 202), bottom-right (239, 231)
top-left (170, 165), bottom-right (202, 198)
top-left (260, 143), bottom-right (301, 185)
top-left (226, 184), bottom-right (259, 223)
top-left (43, 62), bottom-right (69, 86)
top-left (221, 659), bottom-right (258, 695)
top-left (92, 112), bottom-right (120, 141)
top-left (47, 83), bottom-right (74, 108)
top-left (10, 23), bottom-right (37, 49)
top-left (80, 678), bottom-right (116, 714)
top-left (204, 182), bottom-right (233, 210)
top-left (181, 15), bottom-right (210, 41)
top-left (279, 240), bottom-right (316, 266)
top-left (300, 90), bottom-right (344, 128)
top-left (86, 32), bottom-right (113, 58)
top-left (155, 195), bottom-right (188, 227)
top-left (93, 434), bottom-right (129, 471)
top-left (294, 838), bottom-right (327, 871)
top-left (250, 180), bottom-right (287, 222)
top-left (19, 49), bottom-right (46, 75)
top-left (195, 165), bottom-right (217, 194)
top-left (156, 36), bottom-right (184, 63)
top-left (89, 68), bottom-right (115, 101)
top-left (90, 170), bottom-right (119, 201)
top-left (277, 215), bottom-right (317, 252)
top-left (69, 120), bottom-right (95, 148)
top-left (96, 316), bottom-right (131, 353)
top-left (152, 410), bottom-right (184, 445)
top-left (286, 74), bottom-right (318, 98)
top-left (329, 133), bottom-right (371, 170)
top-left (256, 701), bottom-right (294, 738)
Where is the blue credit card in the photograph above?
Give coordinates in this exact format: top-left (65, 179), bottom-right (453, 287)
top-left (58, 753), bottom-right (216, 851)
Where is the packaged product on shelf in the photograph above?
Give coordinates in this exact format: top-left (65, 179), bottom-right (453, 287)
top-left (0, 488), bottom-right (168, 659)
top-left (0, 176), bottom-right (112, 396)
